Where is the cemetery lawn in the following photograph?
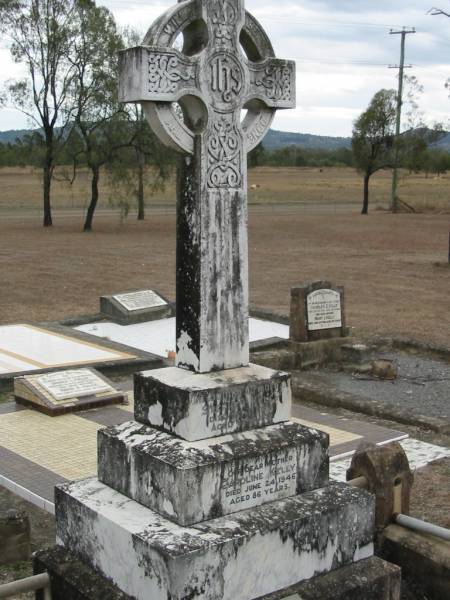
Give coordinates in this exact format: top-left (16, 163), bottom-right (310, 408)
top-left (0, 209), bottom-right (448, 347)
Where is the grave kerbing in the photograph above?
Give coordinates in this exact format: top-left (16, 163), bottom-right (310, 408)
top-left (37, 2), bottom-right (400, 598)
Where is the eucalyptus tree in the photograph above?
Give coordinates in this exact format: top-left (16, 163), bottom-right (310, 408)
top-left (0, 0), bottom-right (79, 226)
top-left (67, 0), bottom-right (127, 231)
top-left (352, 90), bottom-right (397, 215)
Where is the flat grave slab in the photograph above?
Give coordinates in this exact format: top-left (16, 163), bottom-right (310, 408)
top-left (14, 369), bottom-right (126, 416)
top-left (76, 317), bottom-right (290, 359)
top-left (98, 420), bottom-right (328, 525)
top-left (0, 324), bottom-right (163, 388)
top-left (100, 289), bottom-right (173, 325)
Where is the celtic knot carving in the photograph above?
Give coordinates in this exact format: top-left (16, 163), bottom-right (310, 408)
top-left (211, 0), bottom-right (238, 46)
top-left (207, 117), bottom-right (242, 189)
top-left (255, 64), bottom-right (293, 102)
top-left (148, 53), bottom-right (194, 94)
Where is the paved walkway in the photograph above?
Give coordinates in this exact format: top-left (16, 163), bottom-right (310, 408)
top-left (0, 390), bottom-right (430, 514)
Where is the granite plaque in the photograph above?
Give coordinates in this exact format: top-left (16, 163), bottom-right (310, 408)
top-left (307, 289), bottom-right (342, 331)
top-left (37, 369), bottom-right (114, 401)
top-left (113, 290), bottom-right (167, 312)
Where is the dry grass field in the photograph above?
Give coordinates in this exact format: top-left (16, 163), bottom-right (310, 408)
top-left (0, 166), bottom-right (448, 347)
top-left (0, 165), bottom-right (449, 212)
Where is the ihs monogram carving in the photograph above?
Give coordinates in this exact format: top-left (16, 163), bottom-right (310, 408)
top-left (209, 53), bottom-right (244, 108)
top-left (148, 53), bottom-right (195, 94)
top-left (207, 117), bottom-right (242, 189)
top-left (255, 64), bottom-right (294, 102)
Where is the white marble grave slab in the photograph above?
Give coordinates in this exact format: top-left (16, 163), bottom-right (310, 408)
top-left (0, 325), bottom-right (133, 375)
top-left (37, 369), bottom-right (114, 401)
top-left (307, 289), bottom-right (342, 331)
top-left (0, 352), bottom-right (37, 375)
top-left (76, 318), bottom-right (289, 358)
top-left (113, 290), bottom-right (167, 311)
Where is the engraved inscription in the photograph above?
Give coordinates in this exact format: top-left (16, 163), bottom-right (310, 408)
top-left (148, 52), bottom-right (195, 94)
top-left (207, 116), bottom-right (242, 188)
top-left (307, 289), bottom-right (342, 331)
top-left (221, 451), bottom-right (297, 510)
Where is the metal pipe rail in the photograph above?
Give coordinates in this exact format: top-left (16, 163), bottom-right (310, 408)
top-left (394, 513), bottom-right (450, 542)
top-left (0, 572), bottom-right (51, 599)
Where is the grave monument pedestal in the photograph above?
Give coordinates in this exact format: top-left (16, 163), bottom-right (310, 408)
top-left (36, 362), bottom-right (400, 600)
top-left (36, 1), bottom-right (400, 597)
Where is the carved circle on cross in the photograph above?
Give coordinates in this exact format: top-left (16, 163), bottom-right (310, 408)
top-left (141, 0), bottom-right (278, 155)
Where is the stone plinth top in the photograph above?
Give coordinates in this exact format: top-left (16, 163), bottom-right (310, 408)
top-left (134, 364), bottom-right (291, 441)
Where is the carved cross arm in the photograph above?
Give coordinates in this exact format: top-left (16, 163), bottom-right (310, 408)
top-left (248, 58), bottom-right (296, 109)
top-left (119, 46), bottom-right (198, 104)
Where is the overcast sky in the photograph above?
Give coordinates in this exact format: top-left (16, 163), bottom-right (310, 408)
top-left (0, 0), bottom-right (449, 136)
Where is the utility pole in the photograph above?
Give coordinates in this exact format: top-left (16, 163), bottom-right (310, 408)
top-left (389, 27), bottom-right (416, 213)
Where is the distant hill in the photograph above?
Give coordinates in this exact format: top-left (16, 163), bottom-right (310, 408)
top-left (0, 129), bottom-right (34, 144)
top-left (1, 126), bottom-right (449, 151)
top-left (263, 129), bottom-right (352, 151)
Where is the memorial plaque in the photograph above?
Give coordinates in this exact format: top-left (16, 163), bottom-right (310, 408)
top-left (307, 289), bottom-right (342, 331)
top-left (113, 290), bottom-right (167, 312)
top-left (37, 369), bottom-right (114, 401)
top-left (15, 368), bottom-right (126, 416)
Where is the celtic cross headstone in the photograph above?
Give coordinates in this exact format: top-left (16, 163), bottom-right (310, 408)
top-left (49, 2), bottom-right (381, 598)
top-left (119, 0), bottom-right (295, 373)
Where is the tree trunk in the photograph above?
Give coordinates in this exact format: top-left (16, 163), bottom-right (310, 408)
top-left (43, 143), bottom-right (53, 227)
top-left (137, 156), bottom-right (145, 221)
top-left (84, 165), bottom-right (100, 231)
top-left (361, 173), bottom-right (370, 215)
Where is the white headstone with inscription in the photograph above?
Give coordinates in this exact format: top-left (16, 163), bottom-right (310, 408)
top-left (37, 369), bottom-right (114, 401)
top-left (307, 289), bottom-right (342, 331)
top-left (113, 290), bottom-right (167, 312)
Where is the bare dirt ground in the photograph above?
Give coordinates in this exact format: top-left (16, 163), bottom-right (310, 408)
top-left (0, 166), bottom-right (449, 212)
top-left (0, 209), bottom-right (448, 347)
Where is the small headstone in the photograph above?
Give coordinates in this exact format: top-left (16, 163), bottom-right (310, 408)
top-left (290, 281), bottom-right (347, 343)
top-left (100, 289), bottom-right (173, 324)
top-left (14, 368), bottom-right (126, 416)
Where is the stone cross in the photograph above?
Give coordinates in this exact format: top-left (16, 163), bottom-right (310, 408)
top-left (119, 0), bottom-right (295, 373)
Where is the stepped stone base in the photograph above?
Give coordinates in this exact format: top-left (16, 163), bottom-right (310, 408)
top-left (98, 420), bottom-right (329, 525)
top-left (134, 363), bottom-right (291, 441)
top-left (34, 549), bottom-right (400, 600)
top-left (55, 478), bottom-right (374, 600)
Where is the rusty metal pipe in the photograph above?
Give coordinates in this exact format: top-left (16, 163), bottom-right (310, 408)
top-left (0, 572), bottom-right (51, 598)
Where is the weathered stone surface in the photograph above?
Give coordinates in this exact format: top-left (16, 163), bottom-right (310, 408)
top-left (347, 441), bottom-right (414, 532)
top-left (259, 555), bottom-right (401, 599)
top-left (98, 420), bottom-right (329, 525)
top-left (55, 478), bottom-right (374, 600)
top-left (0, 509), bottom-right (30, 564)
top-left (134, 363), bottom-right (291, 441)
top-left (119, 0), bottom-right (295, 373)
top-left (34, 551), bottom-right (400, 600)
top-left (290, 281), bottom-right (346, 343)
top-left (381, 524), bottom-right (450, 600)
